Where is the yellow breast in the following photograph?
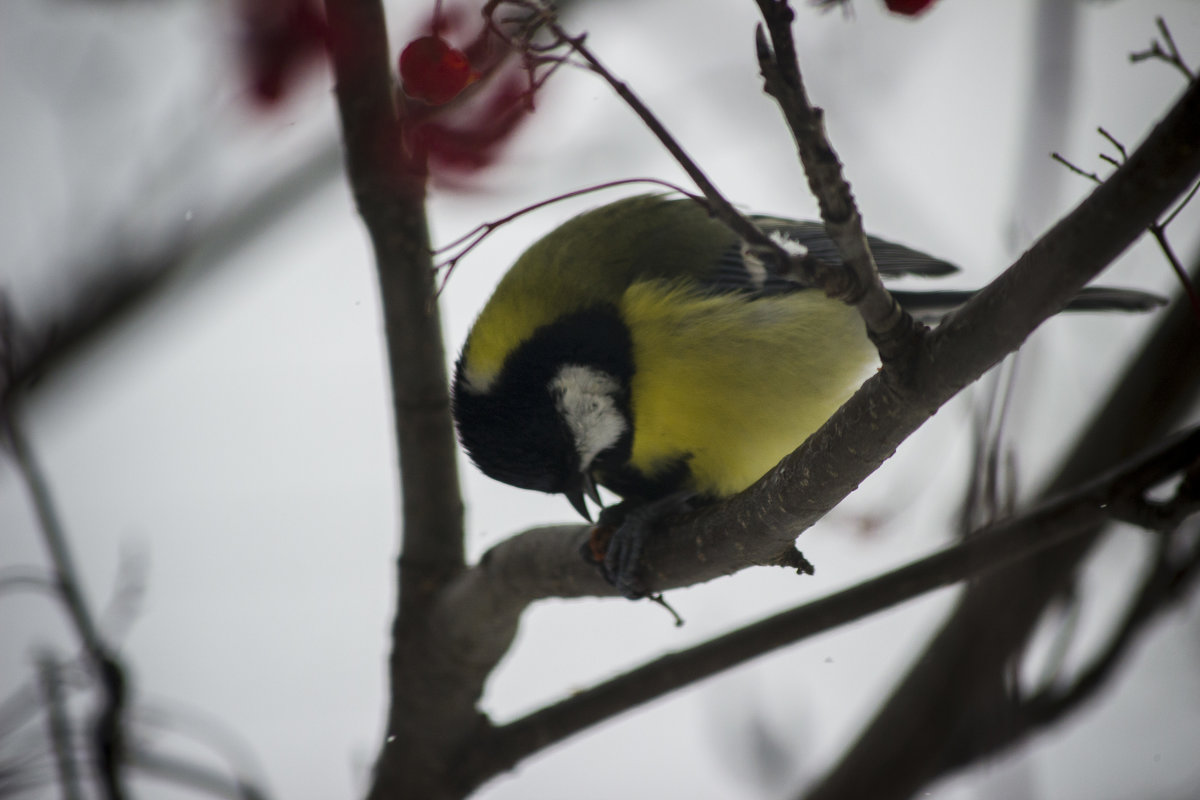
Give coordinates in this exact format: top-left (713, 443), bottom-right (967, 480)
top-left (621, 281), bottom-right (876, 497)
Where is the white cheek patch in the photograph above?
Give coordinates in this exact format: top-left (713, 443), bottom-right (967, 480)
top-left (550, 365), bottom-right (627, 470)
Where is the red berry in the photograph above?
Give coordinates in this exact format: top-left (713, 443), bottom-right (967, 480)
top-left (884, 0), bottom-right (937, 16)
top-left (400, 35), bottom-right (474, 105)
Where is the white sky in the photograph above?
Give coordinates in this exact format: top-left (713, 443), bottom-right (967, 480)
top-left (2, 0), bottom-right (1199, 798)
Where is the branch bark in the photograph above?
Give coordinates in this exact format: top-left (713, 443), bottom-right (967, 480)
top-left (804, 190), bottom-right (1200, 799)
top-left (754, 1), bottom-right (918, 363)
top-left (453, 427), bottom-right (1199, 790)
top-left (631, 75), bottom-right (1200, 592)
top-left (323, 0), bottom-right (468, 796)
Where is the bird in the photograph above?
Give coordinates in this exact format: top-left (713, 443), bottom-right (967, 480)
top-left (451, 194), bottom-right (1162, 596)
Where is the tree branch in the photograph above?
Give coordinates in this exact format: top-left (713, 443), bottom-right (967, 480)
top-left (453, 427), bottom-right (1199, 790)
top-left (805, 175), bottom-right (1200, 800)
top-left (323, 0), bottom-right (470, 796)
top-left (754, 1), bottom-right (919, 364)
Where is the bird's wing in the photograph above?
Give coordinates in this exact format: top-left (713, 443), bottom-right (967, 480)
top-left (703, 217), bottom-right (959, 296)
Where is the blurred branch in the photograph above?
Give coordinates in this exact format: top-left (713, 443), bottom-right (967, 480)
top-left (129, 748), bottom-right (269, 800)
top-left (1, 410), bottom-right (128, 800)
top-left (0, 566), bottom-right (59, 599)
top-left (454, 427), bottom-right (1200, 789)
top-left (0, 142), bottom-right (343, 411)
top-left (37, 654), bottom-right (83, 800)
top-left (1015, 515), bottom-right (1199, 738)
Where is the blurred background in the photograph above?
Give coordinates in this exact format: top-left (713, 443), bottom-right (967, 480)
top-left (2, 0), bottom-right (1199, 798)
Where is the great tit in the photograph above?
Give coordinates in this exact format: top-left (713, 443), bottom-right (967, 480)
top-left (452, 194), bottom-right (1160, 592)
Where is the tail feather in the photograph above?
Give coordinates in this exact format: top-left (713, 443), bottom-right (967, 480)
top-left (893, 286), bottom-right (1167, 321)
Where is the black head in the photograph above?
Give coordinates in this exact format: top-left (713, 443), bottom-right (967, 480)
top-left (452, 305), bottom-right (634, 516)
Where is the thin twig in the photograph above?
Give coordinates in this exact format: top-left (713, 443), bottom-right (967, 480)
top-left (433, 177), bottom-right (703, 288)
top-left (1149, 224), bottom-right (1200, 320)
top-left (1130, 16), bottom-right (1195, 80)
top-left (482, 1), bottom-right (785, 260)
top-left (1098, 126), bottom-right (1127, 160)
top-left (1161, 178), bottom-right (1200, 228)
top-left (1051, 152), bottom-right (1101, 184)
top-left (132, 699), bottom-right (273, 798)
top-left (1055, 127), bottom-right (1200, 321)
top-left (128, 747), bottom-right (270, 800)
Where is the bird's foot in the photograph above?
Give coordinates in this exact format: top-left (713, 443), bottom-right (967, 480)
top-left (581, 491), bottom-right (695, 599)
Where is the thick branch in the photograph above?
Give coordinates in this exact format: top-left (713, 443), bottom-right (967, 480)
top-left (612, 76), bottom-right (1200, 595)
top-left (324, 0), bottom-right (468, 797)
top-left (806, 173), bottom-right (1200, 799)
top-left (453, 428), bottom-right (1199, 789)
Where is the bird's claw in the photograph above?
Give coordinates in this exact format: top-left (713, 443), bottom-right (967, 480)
top-left (581, 492), bottom-right (696, 600)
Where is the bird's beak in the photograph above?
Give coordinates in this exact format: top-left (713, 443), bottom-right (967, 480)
top-left (565, 470), bottom-right (602, 522)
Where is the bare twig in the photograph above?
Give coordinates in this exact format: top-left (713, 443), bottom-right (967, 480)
top-left (1098, 126), bottom-right (1128, 160)
top-left (1130, 17), bottom-right (1195, 80)
top-left (482, 0), bottom-right (787, 260)
top-left (1056, 128), bottom-right (1200, 319)
top-left (433, 177), bottom-right (703, 286)
top-left (0, 566), bottom-right (59, 599)
top-left (1051, 152), bottom-right (1101, 183)
top-left (958, 359), bottom-right (1022, 535)
top-left (752, 0), bottom-right (921, 366)
top-left (128, 747), bottom-right (269, 800)
top-left (130, 700), bottom-right (273, 800)
top-left (1148, 223), bottom-right (1200, 320)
